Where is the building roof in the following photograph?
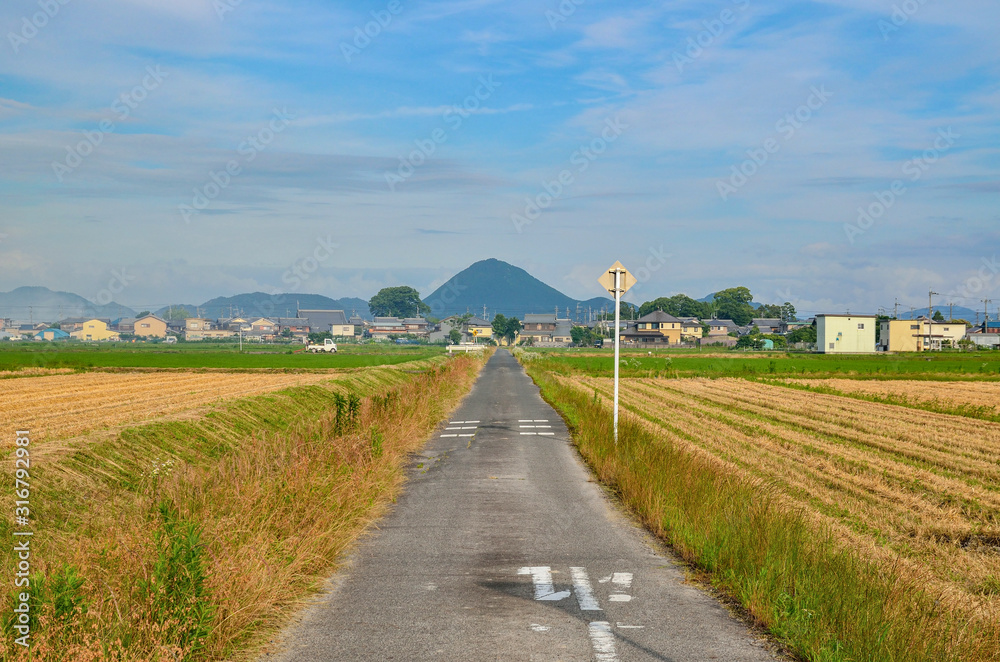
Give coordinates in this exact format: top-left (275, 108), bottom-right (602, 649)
top-left (403, 317), bottom-right (428, 325)
top-left (300, 309), bottom-right (349, 330)
top-left (276, 317), bottom-right (309, 326)
top-left (136, 314), bottom-right (167, 323)
top-left (815, 313), bottom-right (877, 318)
top-left (524, 313), bottom-right (557, 324)
top-left (465, 316), bottom-right (491, 327)
top-left (637, 310), bottom-right (682, 324)
top-left (679, 317), bottom-right (702, 324)
top-left (752, 318), bottom-right (783, 326)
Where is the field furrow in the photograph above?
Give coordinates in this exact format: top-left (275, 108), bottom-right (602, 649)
top-left (566, 375), bottom-right (1000, 604)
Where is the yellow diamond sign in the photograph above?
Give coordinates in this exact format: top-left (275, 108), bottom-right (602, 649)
top-left (598, 261), bottom-right (635, 295)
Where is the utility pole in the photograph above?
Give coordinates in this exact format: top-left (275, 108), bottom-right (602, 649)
top-left (893, 298), bottom-right (899, 320)
top-left (984, 299), bottom-right (993, 331)
top-left (948, 302), bottom-right (954, 322)
top-left (483, 305), bottom-right (487, 320)
top-left (928, 290), bottom-right (938, 320)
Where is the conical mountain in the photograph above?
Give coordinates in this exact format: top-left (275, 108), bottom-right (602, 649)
top-left (424, 258), bottom-right (612, 320)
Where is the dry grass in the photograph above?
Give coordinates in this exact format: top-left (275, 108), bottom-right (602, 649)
top-left (571, 375), bottom-right (1000, 613)
top-left (0, 354), bottom-right (487, 660)
top-left (786, 377), bottom-right (1000, 414)
top-left (0, 371), bottom-right (348, 442)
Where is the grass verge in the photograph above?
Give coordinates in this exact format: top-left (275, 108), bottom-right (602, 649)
top-left (1, 352), bottom-right (487, 660)
top-left (523, 362), bottom-right (1000, 662)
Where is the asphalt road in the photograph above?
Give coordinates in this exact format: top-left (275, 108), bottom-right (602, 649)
top-left (263, 349), bottom-right (779, 661)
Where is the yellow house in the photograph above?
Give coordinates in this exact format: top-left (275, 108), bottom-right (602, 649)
top-left (880, 318), bottom-right (968, 352)
top-left (134, 315), bottom-right (168, 338)
top-left (464, 316), bottom-right (493, 340)
top-left (621, 311), bottom-right (683, 344)
top-left (70, 319), bottom-right (120, 342)
top-left (816, 314), bottom-right (876, 353)
top-left (679, 317), bottom-right (703, 340)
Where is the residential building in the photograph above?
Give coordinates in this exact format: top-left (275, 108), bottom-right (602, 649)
top-left (348, 316), bottom-right (366, 336)
top-left (57, 317), bottom-right (95, 333)
top-left (522, 313), bottom-right (558, 343)
top-left (816, 314), bottom-right (876, 354)
top-left (134, 315), bottom-right (168, 338)
top-left (402, 318), bottom-right (431, 337)
top-left (369, 317), bottom-right (408, 338)
top-left (968, 332), bottom-right (1000, 349)
top-left (276, 317), bottom-right (310, 340)
top-left (184, 318), bottom-right (235, 341)
top-left (751, 318), bottom-right (787, 335)
top-left (36, 328), bottom-right (70, 341)
top-left (113, 318), bottom-right (136, 334)
top-left (298, 309), bottom-right (354, 337)
top-left (70, 319), bottom-right (120, 342)
top-left (880, 318), bottom-right (968, 352)
top-left (678, 317), bottom-right (703, 340)
top-left (706, 319), bottom-right (740, 336)
top-left (463, 316), bottom-right (493, 341)
top-left (620, 311), bottom-right (682, 345)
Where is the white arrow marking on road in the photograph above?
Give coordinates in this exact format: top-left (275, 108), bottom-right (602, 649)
top-left (570, 567), bottom-right (602, 611)
top-left (588, 621), bottom-right (619, 661)
top-left (519, 566), bottom-right (571, 601)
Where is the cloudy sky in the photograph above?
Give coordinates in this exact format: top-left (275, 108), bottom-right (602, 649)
top-left (1, 0), bottom-right (998, 316)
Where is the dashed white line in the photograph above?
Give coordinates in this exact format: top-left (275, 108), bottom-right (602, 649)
top-left (530, 624), bottom-right (550, 633)
top-left (520, 432), bottom-right (537, 436)
top-left (440, 434), bottom-right (458, 438)
top-left (459, 434), bottom-right (475, 437)
top-left (588, 621), bottom-right (618, 661)
top-left (609, 595), bottom-right (632, 602)
top-left (616, 623), bottom-right (645, 629)
top-left (570, 567), bottom-right (602, 611)
top-left (518, 566), bottom-right (571, 601)
top-left (538, 432), bottom-right (555, 436)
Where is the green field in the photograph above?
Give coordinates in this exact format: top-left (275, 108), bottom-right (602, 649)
top-left (520, 348), bottom-right (1000, 379)
top-left (0, 342), bottom-right (445, 370)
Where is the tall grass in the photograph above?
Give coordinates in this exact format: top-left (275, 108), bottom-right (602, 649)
top-left (525, 364), bottom-right (1000, 662)
top-left (0, 353), bottom-right (486, 660)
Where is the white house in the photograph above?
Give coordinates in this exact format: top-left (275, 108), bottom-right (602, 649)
top-left (816, 314), bottom-right (876, 354)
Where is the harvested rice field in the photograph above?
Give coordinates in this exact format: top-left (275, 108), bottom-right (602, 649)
top-left (1, 370), bottom-right (348, 442)
top-left (569, 375), bottom-right (1000, 613)
top-left (785, 377), bottom-right (1000, 414)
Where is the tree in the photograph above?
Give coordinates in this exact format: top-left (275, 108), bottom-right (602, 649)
top-left (137, 311), bottom-right (151, 318)
top-left (932, 310), bottom-right (945, 322)
top-left (491, 314), bottom-right (522, 345)
top-left (491, 314), bottom-right (508, 341)
top-left (448, 328), bottom-right (462, 345)
top-left (787, 325), bottom-right (817, 344)
top-left (713, 287), bottom-right (755, 326)
top-left (164, 307), bottom-right (189, 321)
top-left (756, 304), bottom-right (782, 319)
top-left (736, 335), bottom-right (765, 350)
top-left (368, 286), bottom-right (430, 318)
top-left (571, 326), bottom-right (597, 346)
top-left (780, 302), bottom-right (797, 322)
top-left (638, 294), bottom-right (711, 319)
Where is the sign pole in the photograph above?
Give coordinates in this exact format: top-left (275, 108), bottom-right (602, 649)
top-left (613, 268), bottom-right (621, 445)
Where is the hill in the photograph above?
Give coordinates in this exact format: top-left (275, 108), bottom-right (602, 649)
top-left (155, 293), bottom-right (371, 321)
top-left (423, 258), bottom-right (613, 320)
top-left (899, 305), bottom-right (979, 322)
top-left (0, 286), bottom-right (134, 322)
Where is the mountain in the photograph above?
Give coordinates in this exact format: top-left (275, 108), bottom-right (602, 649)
top-left (155, 293), bottom-right (371, 321)
top-left (0, 286), bottom-right (135, 322)
top-left (423, 258), bottom-right (614, 320)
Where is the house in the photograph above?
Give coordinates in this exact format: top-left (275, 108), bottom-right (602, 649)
top-left (522, 314), bottom-right (558, 343)
top-left (57, 317), bottom-right (95, 333)
top-left (70, 319), bottom-right (120, 342)
top-left (298, 309), bottom-right (355, 337)
top-left (276, 317), bottom-right (310, 340)
top-left (678, 317), bottom-right (703, 340)
top-left (968, 332), bottom-right (1000, 349)
top-left (402, 318), bottom-right (430, 337)
top-left (134, 315), bottom-right (168, 338)
top-left (113, 318), bottom-right (136, 333)
top-left (369, 317), bottom-right (408, 339)
top-left (348, 316), bottom-right (366, 335)
top-left (816, 314), bottom-right (876, 354)
top-left (751, 318), bottom-right (787, 335)
top-left (36, 328), bottom-right (70, 341)
top-left (620, 311), bottom-right (683, 345)
top-left (880, 318), bottom-right (967, 352)
top-left (17, 323), bottom-right (48, 338)
top-left (184, 318), bottom-right (235, 341)
top-left (463, 316), bottom-right (493, 341)
top-left (706, 319), bottom-right (740, 336)
top-left (553, 319), bottom-right (573, 344)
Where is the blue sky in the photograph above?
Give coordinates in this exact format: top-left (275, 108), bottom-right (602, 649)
top-left (1, 0), bottom-right (998, 317)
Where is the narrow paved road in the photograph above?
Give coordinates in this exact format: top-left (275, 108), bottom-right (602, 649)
top-left (265, 349), bottom-right (779, 661)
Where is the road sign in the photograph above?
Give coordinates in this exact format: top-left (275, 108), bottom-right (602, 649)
top-left (598, 261), bottom-right (635, 296)
top-left (598, 261), bottom-right (633, 444)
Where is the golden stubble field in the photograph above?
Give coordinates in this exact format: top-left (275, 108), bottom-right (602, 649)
top-left (1, 370), bottom-right (346, 442)
top-left (786, 377), bottom-right (1000, 412)
top-left (571, 375), bottom-right (1000, 613)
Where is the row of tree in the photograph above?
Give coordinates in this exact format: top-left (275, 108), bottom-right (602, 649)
top-left (637, 287), bottom-right (797, 326)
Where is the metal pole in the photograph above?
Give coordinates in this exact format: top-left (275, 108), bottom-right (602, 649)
top-left (613, 269), bottom-right (621, 445)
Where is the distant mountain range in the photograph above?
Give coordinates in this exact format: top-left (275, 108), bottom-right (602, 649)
top-left (424, 258), bottom-right (614, 320)
top-left (0, 286), bottom-right (135, 321)
top-left (153, 293), bottom-right (370, 321)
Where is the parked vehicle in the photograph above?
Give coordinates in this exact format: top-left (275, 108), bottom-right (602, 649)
top-left (306, 338), bottom-right (338, 353)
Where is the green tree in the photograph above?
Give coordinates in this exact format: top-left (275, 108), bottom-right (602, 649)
top-left (713, 287), bottom-right (755, 326)
top-left (787, 325), bottom-right (817, 344)
top-left (756, 304), bottom-right (782, 319)
top-left (137, 311), bottom-right (151, 318)
top-left (491, 315), bottom-right (522, 345)
top-left (780, 302), bottom-right (797, 322)
top-left (491, 314), bottom-right (508, 341)
top-left (638, 294), bottom-right (711, 319)
top-left (368, 286), bottom-right (430, 318)
top-left (448, 328), bottom-right (462, 345)
top-left (932, 310), bottom-right (945, 322)
top-left (571, 326), bottom-right (597, 346)
top-left (735, 335), bottom-right (765, 350)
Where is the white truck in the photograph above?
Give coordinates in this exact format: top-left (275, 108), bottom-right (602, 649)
top-left (306, 338), bottom-right (338, 353)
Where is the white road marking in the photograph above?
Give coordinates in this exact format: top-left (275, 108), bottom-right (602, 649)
top-left (616, 623), bottom-right (645, 629)
top-left (465, 420), bottom-right (480, 424)
top-left (518, 566), bottom-right (571, 601)
top-left (460, 426), bottom-right (477, 429)
top-left (570, 567), bottom-right (602, 611)
top-left (440, 434), bottom-right (458, 438)
top-left (534, 419), bottom-right (548, 422)
top-left (520, 432), bottom-right (537, 436)
top-left (519, 425), bottom-right (552, 429)
top-left (459, 434), bottom-right (475, 437)
top-left (446, 427), bottom-right (461, 430)
top-left (610, 572), bottom-right (633, 601)
top-left (609, 595), bottom-right (632, 602)
top-left (588, 621), bottom-right (618, 661)
top-left (518, 419), bottom-right (534, 422)
top-left (538, 432), bottom-right (555, 436)
top-left (450, 421), bottom-right (466, 424)
top-left (530, 624), bottom-right (550, 632)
